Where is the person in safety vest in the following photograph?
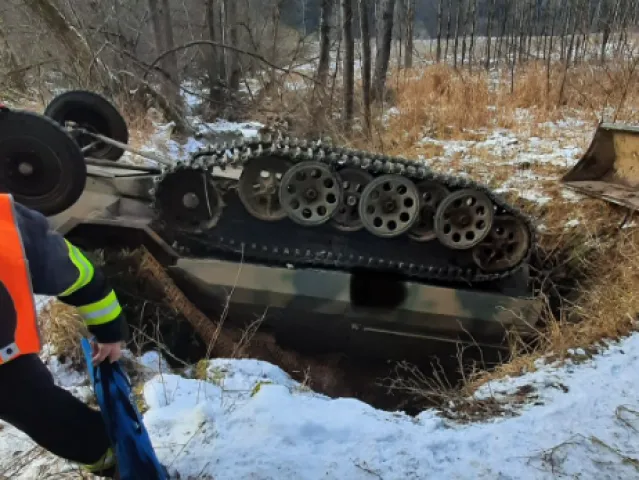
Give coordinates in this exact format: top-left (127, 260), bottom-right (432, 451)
top-left (0, 193), bottom-right (124, 478)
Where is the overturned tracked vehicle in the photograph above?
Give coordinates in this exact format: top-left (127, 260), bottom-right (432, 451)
top-left (0, 91), bottom-right (542, 361)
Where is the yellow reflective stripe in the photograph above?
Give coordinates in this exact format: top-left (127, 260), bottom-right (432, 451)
top-left (58, 239), bottom-right (95, 297)
top-left (78, 290), bottom-right (122, 326)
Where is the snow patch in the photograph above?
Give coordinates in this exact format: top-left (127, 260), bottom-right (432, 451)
top-left (140, 333), bottom-right (639, 479)
top-left (2, 332), bottom-right (639, 478)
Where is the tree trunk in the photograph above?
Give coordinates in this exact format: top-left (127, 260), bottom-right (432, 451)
top-left (547, 0), bottom-right (557, 95)
top-left (496, 0), bottom-right (511, 68)
top-left (468, 0), bottom-right (478, 67)
top-left (485, 0), bottom-right (496, 69)
top-left (342, 0), bottom-right (355, 128)
top-left (461, 0), bottom-right (469, 67)
top-left (225, 0), bottom-right (240, 91)
top-left (205, 0), bottom-right (221, 104)
top-left (541, 0), bottom-right (549, 60)
top-left (436, 0), bottom-right (444, 62)
top-left (445, 0), bottom-right (453, 60)
top-left (217, 0), bottom-right (227, 81)
top-left (359, 0), bottom-right (372, 135)
top-left (317, 0), bottom-right (335, 90)
top-left (558, 2), bottom-right (578, 105)
top-left (372, 0), bottom-right (396, 102)
top-left (158, 0), bottom-right (181, 108)
top-left (453, 0), bottom-right (462, 68)
top-left (404, 0), bottom-right (415, 68)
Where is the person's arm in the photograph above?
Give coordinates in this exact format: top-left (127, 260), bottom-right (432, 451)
top-left (13, 202), bottom-right (125, 344)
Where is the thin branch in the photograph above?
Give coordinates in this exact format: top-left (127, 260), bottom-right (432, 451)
top-left (145, 39), bottom-right (318, 83)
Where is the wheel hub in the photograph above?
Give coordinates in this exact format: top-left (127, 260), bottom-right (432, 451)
top-left (182, 192), bottom-right (200, 209)
top-left (1, 145), bottom-right (62, 198)
top-left (304, 188), bottom-right (319, 201)
top-left (452, 212), bottom-right (472, 228)
top-left (18, 162), bottom-right (34, 175)
top-left (382, 198), bottom-right (397, 213)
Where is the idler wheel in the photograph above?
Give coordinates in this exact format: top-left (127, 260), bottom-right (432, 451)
top-left (408, 181), bottom-right (450, 242)
top-left (471, 215), bottom-right (531, 272)
top-left (331, 168), bottom-right (374, 232)
top-left (238, 156), bottom-right (292, 221)
top-left (279, 161), bottom-right (342, 226)
top-left (358, 174), bottom-right (420, 238)
top-left (434, 188), bottom-right (494, 249)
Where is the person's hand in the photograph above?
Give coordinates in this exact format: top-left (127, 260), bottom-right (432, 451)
top-left (92, 341), bottom-right (122, 365)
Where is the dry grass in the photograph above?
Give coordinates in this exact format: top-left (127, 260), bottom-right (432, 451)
top-left (468, 221), bottom-right (639, 390)
top-left (378, 60), bottom-right (639, 150)
top-left (38, 301), bottom-right (89, 365)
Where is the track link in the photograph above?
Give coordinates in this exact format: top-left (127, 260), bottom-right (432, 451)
top-left (152, 136), bottom-right (536, 284)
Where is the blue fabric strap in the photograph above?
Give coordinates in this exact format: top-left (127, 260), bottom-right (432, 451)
top-left (82, 338), bottom-right (167, 480)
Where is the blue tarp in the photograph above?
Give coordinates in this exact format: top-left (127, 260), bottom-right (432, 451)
top-left (81, 337), bottom-right (168, 480)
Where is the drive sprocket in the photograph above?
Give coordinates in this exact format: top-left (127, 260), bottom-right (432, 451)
top-left (153, 165), bottom-right (223, 232)
top-left (472, 215), bottom-right (531, 272)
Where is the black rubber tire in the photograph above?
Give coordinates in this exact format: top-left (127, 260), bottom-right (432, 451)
top-left (44, 90), bottom-right (129, 161)
top-left (0, 109), bottom-right (87, 216)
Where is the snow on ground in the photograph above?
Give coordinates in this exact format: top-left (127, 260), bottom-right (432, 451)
top-left (1, 329), bottom-right (639, 479)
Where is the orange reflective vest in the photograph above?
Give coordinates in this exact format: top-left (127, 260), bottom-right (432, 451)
top-left (0, 194), bottom-right (41, 364)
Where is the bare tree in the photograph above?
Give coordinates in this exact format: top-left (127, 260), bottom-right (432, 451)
top-left (317, 0), bottom-right (335, 91)
top-left (436, 0), bottom-right (444, 62)
top-left (342, 0), bottom-right (355, 128)
top-left (485, 0), bottom-right (496, 69)
top-left (461, 0), bottom-right (471, 66)
top-left (468, 0), bottom-right (478, 67)
top-left (205, 0), bottom-right (221, 103)
top-left (445, 0), bottom-right (454, 61)
top-left (359, 0), bottom-right (372, 134)
top-left (147, 0), bottom-right (179, 106)
top-left (453, 0), bottom-right (462, 68)
top-left (225, 0), bottom-right (240, 91)
top-left (372, 0), bottom-right (396, 101)
top-left (160, 0), bottom-right (180, 100)
top-left (404, 0), bottom-right (415, 69)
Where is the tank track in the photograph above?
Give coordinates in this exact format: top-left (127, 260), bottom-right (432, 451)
top-left (151, 136), bottom-right (536, 284)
